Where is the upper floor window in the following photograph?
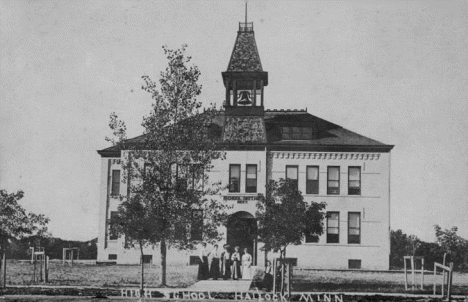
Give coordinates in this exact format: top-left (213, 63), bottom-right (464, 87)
top-left (327, 212), bottom-right (340, 243)
top-left (111, 170), bottom-right (121, 196)
top-left (286, 165), bottom-right (298, 188)
top-left (327, 166), bottom-right (340, 195)
top-left (281, 127), bottom-right (313, 140)
top-left (246, 165), bottom-right (257, 193)
top-left (190, 165), bottom-right (204, 192)
top-left (306, 166), bottom-right (319, 194)
top-left (348, 167), bottom-right (361, 195)
top-left (348, 212), bottom-right (361, 244)
top-left (229, 164), bottom-right (241, 193)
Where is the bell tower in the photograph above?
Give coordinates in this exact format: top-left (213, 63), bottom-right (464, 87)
top-left (221, 10), bottom-right (268, 144)
top-left (222, 12), bottom-right (268, 117)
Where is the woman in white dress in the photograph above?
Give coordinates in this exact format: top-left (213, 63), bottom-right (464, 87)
top-left (241, 248), bottom-right (252, 280)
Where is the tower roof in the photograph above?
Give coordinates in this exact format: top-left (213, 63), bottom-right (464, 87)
top-left (226, 23), bottom-right (263, 72)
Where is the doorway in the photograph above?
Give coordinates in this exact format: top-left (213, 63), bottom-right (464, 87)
top-left (226, 211), bottom-right (257, 265)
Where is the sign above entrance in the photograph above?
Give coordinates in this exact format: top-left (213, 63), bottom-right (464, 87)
top-left (223, 195), bottom-right (261, 203)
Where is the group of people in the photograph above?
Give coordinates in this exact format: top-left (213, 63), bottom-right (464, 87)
top-left (198, 243), bottom-right (253, 281)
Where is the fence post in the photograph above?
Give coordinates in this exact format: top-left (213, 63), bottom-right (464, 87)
top-left (421, 258), bottom-right (424, 290)
top-left (2, 252), bottom-right (6, 288)
top-left (433, 263), bottom-right (436, 297)
top-left (404, 257), bottom-right (408, 290)
top-left (43, 256), bottom-right (48, 283)
top-left (447, 262), bottom-right (453, 301)
top-left (411, 256), bottom-right (415, 291)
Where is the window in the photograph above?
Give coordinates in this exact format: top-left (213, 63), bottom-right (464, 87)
top-left (306, 166), bottom-right (319, 194)
top-left (109, 211), bottom-right (119, 240)
top-left (348, 167), bottom-right (361, 195)
top-left (286, 166), bottom-right (298, 188)
top-left (229, 164), bottom-right (241, 193)
top-left (190, 165), bottom-right (204, 192)
top-left (327, 166), bottom-right (340, 195)
top-left (326, 212), bottom-right (339, 243)
top-left (141, 255), bottom-right (153, 264)
top-left (108, 254), bottom-right (117, 260)
top-left (246, 165), bottom-right (257, 193)
top-left (348, 212), bottom-right (361, 244)
top-left (111, 170), bottom-right (120, 195)
top-left (305, 233), bottom-right (319, 243)
top-left (348, 259), bottom-right (362, 269)
top-left (281, 127), bottom-right (313, 140)
top-left (190, 209), bottom-right (203, 241)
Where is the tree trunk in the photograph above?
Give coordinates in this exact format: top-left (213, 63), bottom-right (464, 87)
top-left (139, 242), bottom-right (144, 297)
top-left (160, 238), bottom-right (167, 286)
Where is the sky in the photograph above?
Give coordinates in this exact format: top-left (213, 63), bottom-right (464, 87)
top-left (1, 0), bottom-right (467, 242)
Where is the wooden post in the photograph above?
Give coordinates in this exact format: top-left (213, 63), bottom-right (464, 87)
top-left (411, 256), bottom-right (415, 291)
top-left (33, 255), bottom-right (36, 283)
top-left (433, 263), bottom-right (436, 297)
top-left (260, 80), bottom-right (264, 106)
top-left (253, 80), bottom-right (257, 106)
top-left (2, 252), bottom-right (6, 288)
top-left (42, 256), bottom-right (47, 283)
top-left (71, 249), bottom-right (74, 266)
top-left (404, 257), bottom-right (408, 290)
top-left (442, 253), bottom-right (446, 293)
top-left (233, 80), bottom-right (237, 106)
top-left (421, 258), bottom-right (424, 290)
top-left (447, 262), bottom-right (453, 301)
top-left (225, 81), bottom-right (231, 106)
top-left (62, 249), bottom-right (65, 265)
top-left (272, 258), bottom-right (277, 294)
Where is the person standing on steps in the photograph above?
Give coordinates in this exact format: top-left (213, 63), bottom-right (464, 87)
top-left (197, 242), bottom-right (209, 280)
top-left (231, 246), bottom-right (241, 280)
top-left (221, 244), bottom-right (231, 280)
top-left (209, 244), bottom-right (221, 280)
top-left (241, 247), bottom-right (252, 280)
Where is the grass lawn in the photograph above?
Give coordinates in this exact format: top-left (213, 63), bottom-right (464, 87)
top-left (5, 260), bottom-right (198, 288)
top-left (3, 260), bottom-right (468, 296)
top-left (293, 269), bottom-right (468, 295)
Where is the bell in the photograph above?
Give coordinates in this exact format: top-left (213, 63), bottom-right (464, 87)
top-left (237, 91), bottom-right (252, 105)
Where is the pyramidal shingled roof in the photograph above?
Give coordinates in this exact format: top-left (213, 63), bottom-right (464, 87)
top-left (227, 30), bottom-right (263, 72)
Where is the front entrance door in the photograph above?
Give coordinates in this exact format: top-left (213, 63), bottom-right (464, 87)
top-left (226, 211), bottom-right (257, 265)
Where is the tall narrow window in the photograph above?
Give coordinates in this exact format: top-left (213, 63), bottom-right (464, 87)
top-left (109, 211), bottom-right (119, 240)
top-left (326, 212), bottom-right (339, 243)
top-left (229, 164), bottom-right (241, 192)
top-left (348, 167), bottom-right (361, 195)
top-left (246, 165), bottom-right (257, 193)
top-left (190, 165), bottom-right (204, 192)
top-left (286, 166), bottom-right (298, 188)
top-left (191, 209), bottom-right (203, 241)
top-left (348, 212), bottom-right (361, 244)
top-left (111, 170), bottom-right (120, 196)
top-left (306, 166), bottom-right (319, 194)
top-left (327, 166), bottom-right (340, 195)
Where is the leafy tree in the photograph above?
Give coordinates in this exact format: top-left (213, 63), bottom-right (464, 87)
top-left (434, 225), bottom-right (467, 269)
top-left (256, 179), bottom-right (326, 293)
top-left (0, 189), bottom-right (49, 287)
top-left (390, 229), bottom-right (421, 268)
top-left (414, 241), bottom-right (444, 270)
top-left (256, 178), bottom-right (326, 258)
top-left (107, 45), bottom-right (228, 291)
